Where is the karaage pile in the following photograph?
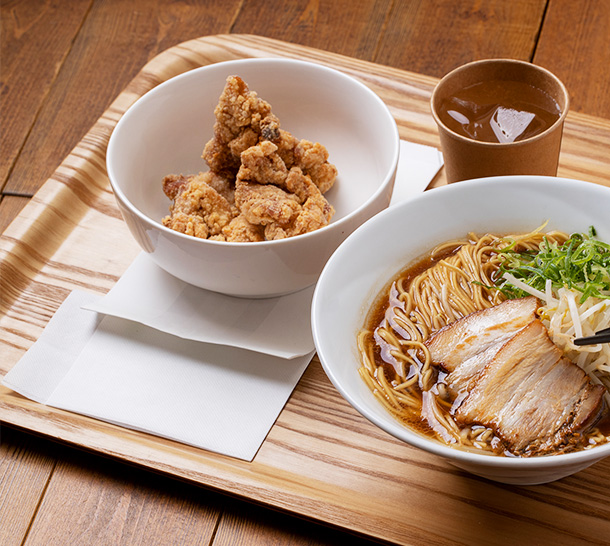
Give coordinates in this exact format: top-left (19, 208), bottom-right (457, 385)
top-left (162, 76), bottom-right (337, 242)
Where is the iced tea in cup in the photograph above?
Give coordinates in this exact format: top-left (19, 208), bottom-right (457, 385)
top-left (431, 59), bottom-right (569, 183)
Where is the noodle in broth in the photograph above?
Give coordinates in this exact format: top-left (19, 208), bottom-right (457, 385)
top-left (358, 228), bottom-right (610, 456)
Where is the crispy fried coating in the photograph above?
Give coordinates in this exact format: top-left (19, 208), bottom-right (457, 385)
top-left (277, 167), bottom-right (335, 239)
top-left (202, 75), bottom-right (279, 177)
top-left (162, 172), bottom-right (238, 239)
top-left (235, 142), bottom-right (334, 240)
top-left (293, 140), bottom-right (338, 194)
top-left (257, 117), bottom-right (337, 193)
top-left (235, 181), bottom-right (301, 227)
top-left (162, 173), bottom-right (190, 201)
top-left (238, 140), bottom-right (289, 186)
top-left (204, 171), bottom-right (236, 205)
top-left (164, 75), bottom-right (337, 242)
top-left (222, 214), bottom-right (265, 242)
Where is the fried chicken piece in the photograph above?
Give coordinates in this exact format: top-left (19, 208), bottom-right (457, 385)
top-left (204, 171), bottom-right (236, 205)
top-left (281, 167), bottom-right (335, 237)
top-left (162, 211), bottom-right (210, 239)
top-left (239, 140), bottom-right (289, 186)
top-left (162, 174), bottom-right (190, 201)
top-left (235, 181), bottom-right (301, 227)
top-left (258, 117), bottom-right (337, 194)
top-left (222, 214), bottom-right (265, 242)
top-left (235, 142), bottom-right (334, 240)
top-left (235, 142), bottom-right (300, 231)
top-left (162, 171), bottom-right (234, 203)
top-left (268, 128), bottom-right (300, 170)
top-left (259, 118), bottom-right (300, 169)
top-left (202, 75), bottom-right (279, 177)
top-left (162, 171), bottom-right (238, 239)
top-left (294, 139), bottom-right (338, 194)
top-left (164, 76), bottom-right (337, 243)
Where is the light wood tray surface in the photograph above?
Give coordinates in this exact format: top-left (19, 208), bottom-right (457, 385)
top-left (1, 35), bottom-right (609, 545)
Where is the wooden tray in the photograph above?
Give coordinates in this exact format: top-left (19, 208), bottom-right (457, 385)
top-left (2, 35), bottom-right (610, 545)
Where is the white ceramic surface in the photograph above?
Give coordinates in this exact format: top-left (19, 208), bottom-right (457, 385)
top-left (312, 176), bottom-right (610, 485)
top-left (107, 58), bottom-right (399, 297)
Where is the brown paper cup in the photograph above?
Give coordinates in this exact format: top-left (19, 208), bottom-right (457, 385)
top-left (431, 59), bottom-right (569, 183)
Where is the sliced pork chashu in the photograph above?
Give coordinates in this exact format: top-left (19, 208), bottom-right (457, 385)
top-left (426, 296), bottom-right (539, 372)
top-left (425, 297), bottom-right (605, 456)
top-left (455, 319), bottom-right (605, 454)
top-left (426, 297), bottom-right (539, 391)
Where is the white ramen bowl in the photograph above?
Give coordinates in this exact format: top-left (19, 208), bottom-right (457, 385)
top-left (312, 176), bottom-right (610, 485)
top-left (107, 58), bottom-right (399, 297)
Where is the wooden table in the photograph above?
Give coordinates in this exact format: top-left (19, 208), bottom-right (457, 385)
top-left (2, 2), bottom-right (610, 545)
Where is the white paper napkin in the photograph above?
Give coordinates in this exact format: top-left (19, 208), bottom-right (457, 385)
top-left (391, 140), bottom-right (444, 205)
top-left (2, 139), bottom-right (443, 461)
top-left (3, 291), bottom-right (314, 460)
top-left (84, 254), bottom-right (315, 359)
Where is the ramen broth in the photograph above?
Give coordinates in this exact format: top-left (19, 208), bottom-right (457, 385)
top-left (365, 250), bottom-right (452, 438)
top-left (360, 234), bottom-right (610, 456)
top-left (438, 80), bottom-right (561, 143)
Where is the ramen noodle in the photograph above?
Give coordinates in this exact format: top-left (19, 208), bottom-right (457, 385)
top-left (358, 228), bottom-right (610, 456)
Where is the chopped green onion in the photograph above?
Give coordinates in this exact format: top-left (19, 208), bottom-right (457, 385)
top-left (493, 227), bottom-right (610, 304)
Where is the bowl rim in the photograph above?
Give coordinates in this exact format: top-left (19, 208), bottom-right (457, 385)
top-left (312, 175), bottom-right (610, 469)
top-left (106, 57), bottom-right (400, 248)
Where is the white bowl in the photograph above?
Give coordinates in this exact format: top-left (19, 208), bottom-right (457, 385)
top-left (312, 176), bottom-right (610, 485)
top-left (107, 58), bottom-right (399, 297)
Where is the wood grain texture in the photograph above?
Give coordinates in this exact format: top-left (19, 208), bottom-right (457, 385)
top-left (3, 0), bottom-right (242, 197)
top-left (0, 427), bottom-right (57, 546)
top-left (535, 0), bottom-right (610, 118)
top-left (24, 440), bottom-right (222, 545)
top-left (0, 0), bottom-right (92, 189)
top-left (2, 0), bottom-right (552, 201)
top-left (231, 0), bottom-right (393, 62)
top-left (376, 0), bottom-right (547, 75)
top-left (214, 499), bottom-right (381, 546)
top-left (0, 196), bottom-right (29, 235)
top-left (1, 35), bottom-right (610, 545)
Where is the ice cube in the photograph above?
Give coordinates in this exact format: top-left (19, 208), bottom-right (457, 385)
top-left (490, 107), bottom-right (536, 143)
